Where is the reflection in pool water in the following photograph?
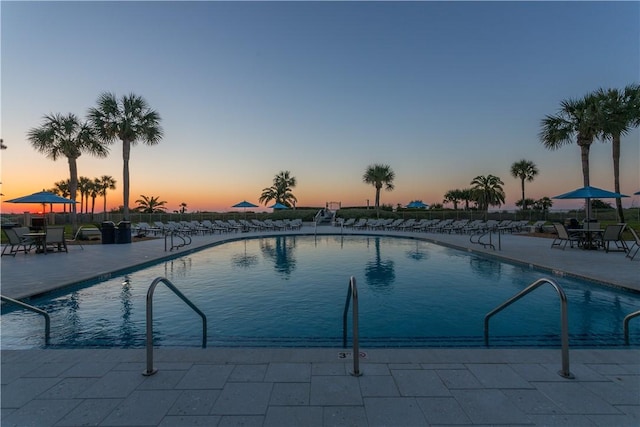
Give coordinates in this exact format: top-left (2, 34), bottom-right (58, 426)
top-left (2, 235), bottom-right (639, 349)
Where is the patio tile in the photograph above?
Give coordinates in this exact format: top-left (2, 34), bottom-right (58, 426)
top-left (501, 388), bottom-right (564, 414)
top-left (310, 376), bottom-right (362, 406)
top-left (451, 389), bottom-right (531, 424)
top-left (157, 415), bottom-right (222, 426)
top-left (175, 364), bottom-right (233, 389)
top-left (218, 415), bottom-right (264, 426)
top-left (436, 368), bottom-right (483, 389)
top-left (54, 398), bottom-right (122, 426)
top-left (77, 370), bottom-right (145, 398)
top-left (535, 382), bottom-right (625, 414)
top-left (167, 390), bottom-right (220, 415)
top-left (391, 369), bottom-right (450, 396)
top-left (211, 382), bottom-right (273, 415)
top-left (263, 406), bottom-right (323, 427)
top-left (363, 397), bottom-right (427, 427)
top-left (358, 375), bottom-right (400, 397)
top-left (1, 377), bottom-right (62, 408)
top-left (100, 390), bottom-right (182, 426)
top-left (264, 362), bottom-right (311, 382)
top-left (269, 382), bottom-right (310, 405)
top-left (2, 398), bottom-right (79, 427)
top-left (323, 406), bottom-right (368, 427)
top-left (312, 362), bottom-right (347, 376)
top-left (228, 364), bottom-right (268, 382)
top-left (138, 370), bottom-right (187, 390)
top-left (37, 377), bottom-right (98, 399)
top-left (416, 396), bottom-right (472, 425)
top-left (466, 363), bottom-right (532, 388)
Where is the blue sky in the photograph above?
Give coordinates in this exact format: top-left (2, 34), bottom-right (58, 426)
top-left (2, 1), bottom-right (639, 213)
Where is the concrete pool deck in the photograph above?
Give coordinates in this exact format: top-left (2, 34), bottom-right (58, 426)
top-left (2, 224), bottom-right (639, 426)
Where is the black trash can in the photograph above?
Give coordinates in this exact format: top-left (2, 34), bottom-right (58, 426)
top-left (101, 221), bottom-right (116, 244)
top-left (117, 221), bottom-right (132, 244)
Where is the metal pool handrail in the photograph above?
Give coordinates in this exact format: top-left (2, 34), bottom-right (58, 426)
top-left (1, 295), bottom-right (50, 346)
top-left (342, 276), bottom-right (362, 376)
top-left (143, 277), bottom-right (207, 376)
top-left (484, 278), bottom-right (573, 379)
top-left (623, 310), bottom-right (640, 345)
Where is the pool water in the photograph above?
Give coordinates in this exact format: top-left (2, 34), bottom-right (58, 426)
top-left (2, 235), bottom-right (639, 349)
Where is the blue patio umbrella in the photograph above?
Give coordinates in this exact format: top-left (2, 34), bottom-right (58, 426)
top-left (268, 202), bottom-right (288, 210)
top-left (232, 200), bottom-right (258, 209)
top-left (6, 190), bottom-right (76, 213)
top-left (553, 185), bottom-right (628, 221)
top-left (232, 200), bottom-right (258, 218)
top-left (406, 200), bottom-right (428, 209)
top-left (553, 186), bottom-right (629, 200)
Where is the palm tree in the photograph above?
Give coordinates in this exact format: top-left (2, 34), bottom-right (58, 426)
top-left (594, 84), bottom-right (640, 223)
top-left (77, 176), bottom-right (92, 214)
top-left (97, 175), bottom-right (117, 217)
top-left (533, 197), bottom-right (553, 213)
top-left (53, 179), bottom-right (70, 213)
top-left (362, 164), bottom-right (395, 216)
top-left (135, 195), bottom-right (167, 213)
top-left (88, 92), bottom-right (163, 220)
top-left (539, 93), bottom-right (601, 188)
top-left (443, 189), bottom-right (465, 210)
top-left (89, 179), bottom-right (100, 219)
top-left (27, 113), bottom-right (109, 227)
top-left (259, 170), bottom-right (298, 208)
top-left (470, 174), bottom-right (505, 217)
top-left (510, 159), bottom-right (539, 211)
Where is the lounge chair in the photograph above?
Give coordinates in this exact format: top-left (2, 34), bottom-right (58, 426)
top-left (551, 223), bottom-right (581, 250)
top-left (597, 224), bottom-right (628, 253)
top-left (2, 227), bottom-right (34, 256)
top-left (626, 227), bottom-right (640, 260)
top-left (44, 226), bottom-right (68, 254)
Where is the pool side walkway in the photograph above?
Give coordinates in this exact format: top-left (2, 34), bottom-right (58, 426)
top-left (2, 225), bottom-right (639, 426)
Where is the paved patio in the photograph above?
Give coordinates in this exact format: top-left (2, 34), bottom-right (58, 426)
top-left (2, 224), bottom-right (639, 426)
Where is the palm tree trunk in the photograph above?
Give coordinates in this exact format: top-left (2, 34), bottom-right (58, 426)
top-left (123, 141), bottom-right (131, 220)
top-left (375, 186), bottom-right (381, 218)
top-left (103, 193), bottom-right (107, 219)
top-left (68, 158), bottom-right (78, 230)
top-left (521, 178), bottom-right (526, 210)
top-left (612, 134), bottom-right (624, 223)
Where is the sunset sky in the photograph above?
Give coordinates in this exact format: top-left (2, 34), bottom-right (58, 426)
top-left (2, 1), bottom-right (639, 214)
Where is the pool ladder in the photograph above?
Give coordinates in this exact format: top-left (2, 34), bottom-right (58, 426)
top-left (1, 295), bottom-right (50, 345)
top-left (343, 276), bottom-right (362, 376)
top-left (143, 277), bottom-right (207, 376)
top-left (165, 231), bottom-right (192, 251)
top-left (624, 310), bottom-right (640, 345)
top-left (484, 278), bottom-right (573, 379)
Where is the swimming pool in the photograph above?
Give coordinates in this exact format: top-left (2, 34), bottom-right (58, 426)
top-left (2, 235), bottom-right (639, 349)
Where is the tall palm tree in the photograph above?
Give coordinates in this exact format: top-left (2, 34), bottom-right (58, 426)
top-left (259, 170), bottom-right (298, 208)
top-left (135, 195), bottom-right (167, 213)
top-left (88, 92), bottom-right (163, 220)
top-left (470, 174), bottom-right (505, 216)
top-left (97, 175), bottom-right (117, 216)
top-left (594, 84), bottom-right (640, 223)
top-left (362, 164), bottom-right (395, 216)
top-left (510, 159), bottom-right (539, 211)
top-left (539, 93), bottom-right (601, 188)
top-left (27, 113), bottom-right (109, 227)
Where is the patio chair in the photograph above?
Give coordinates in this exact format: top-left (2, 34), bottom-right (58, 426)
top-left (551, 223), bottom-right (581, 250)
top-left (626, 227), bottom-right (640, 261)
top-left (598, 224), bottom-right (628, 253)
top-left (44, 226), bottom-right (68, 254)
top-left (1, 227), bottom-right (34, 256)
